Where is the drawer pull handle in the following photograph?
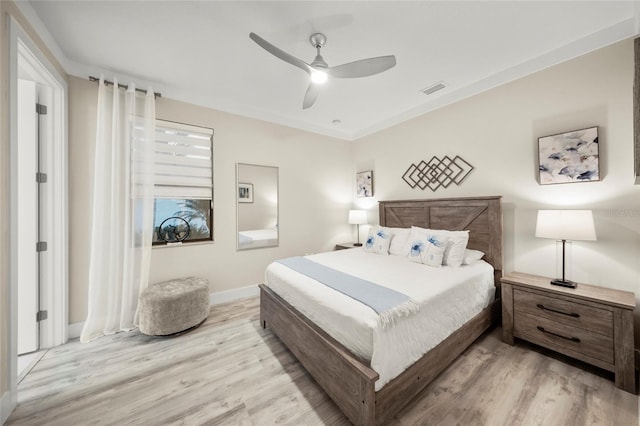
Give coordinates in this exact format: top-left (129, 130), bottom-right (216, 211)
top-left (536, 303), bottom-right (580, 318)
top-left (537, 326), bottom-right (580, 343)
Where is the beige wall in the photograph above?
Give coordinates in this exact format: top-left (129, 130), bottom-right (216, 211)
top-left (352, 38), bottom-right (640, 342)
top-left (68, 76), bottom-right (353, 324)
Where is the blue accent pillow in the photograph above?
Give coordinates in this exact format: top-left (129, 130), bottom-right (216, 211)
top-left (407, 234), bottom-right (448, 267)
top-left (410, 227), bottom-right (469, 267)
top-left (363, 227), bottom-right (392, 255)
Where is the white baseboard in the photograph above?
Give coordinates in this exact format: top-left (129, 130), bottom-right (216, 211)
top-left (67, 322), bottom-right (84, 340)
top-left (1, 390), bottom-right (14, 425)
top-left (67, 284), bottom-right (260, 340)
top-left (209, 284), bottom-right (259, 305)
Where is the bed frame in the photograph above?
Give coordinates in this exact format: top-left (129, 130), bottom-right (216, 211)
top-left (259, 196), bottom-right (503, 425)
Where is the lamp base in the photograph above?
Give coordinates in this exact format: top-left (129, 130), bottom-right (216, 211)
top-left (550, 278), bottom-right (577, 289)
top-left (353, 243), bottom-right (362, 247)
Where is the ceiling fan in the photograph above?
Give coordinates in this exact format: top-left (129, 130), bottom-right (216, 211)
top-left (249, 32), bottom-right (396, 109)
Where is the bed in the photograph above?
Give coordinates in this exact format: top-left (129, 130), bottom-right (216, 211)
top-left (238, 228), bottom-right (278, 249)
top-left (259, 196), bottom-right (503, 425)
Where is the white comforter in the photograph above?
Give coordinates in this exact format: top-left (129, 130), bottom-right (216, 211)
top-left (238, 229), bottom-right (278, 248)
top-left (264, 248), bottom-right (495, 390)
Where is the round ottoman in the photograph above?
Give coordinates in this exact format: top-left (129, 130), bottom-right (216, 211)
top-left (139, 277), bottom-right (210, 336)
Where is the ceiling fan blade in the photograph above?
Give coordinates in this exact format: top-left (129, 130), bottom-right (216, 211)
top-left (249, 32), bottom-right (311, 74)
top-left (302, 83), bottom-right (321, 109)
top-left (327, 55), bottom-right (396, 78)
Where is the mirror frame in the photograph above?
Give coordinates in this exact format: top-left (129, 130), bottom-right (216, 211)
top-left (236, 163), bottom-right (279, 250)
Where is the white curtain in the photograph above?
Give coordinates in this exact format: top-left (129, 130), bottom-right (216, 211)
top-left (81, 78), bottom-right (156, 343)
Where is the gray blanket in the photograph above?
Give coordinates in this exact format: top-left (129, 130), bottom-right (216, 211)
top-left (276, 256), bottom-right (419, 327)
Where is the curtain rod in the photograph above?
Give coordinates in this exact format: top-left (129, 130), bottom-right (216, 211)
top-left (88, 76), bottom-right (162, 98)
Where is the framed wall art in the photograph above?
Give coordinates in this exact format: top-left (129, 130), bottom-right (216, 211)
top-left (238, 182), bottom-right (254, 203)
top-left (356, 170), bottom-right (373, 197)
top-left (538, 126), bottom-right (599, 185)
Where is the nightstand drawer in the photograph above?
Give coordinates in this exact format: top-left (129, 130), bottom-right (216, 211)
top-left (513, 288), bottom-right (613, 337)
top-left (514, 311), bottom-right (614, 365)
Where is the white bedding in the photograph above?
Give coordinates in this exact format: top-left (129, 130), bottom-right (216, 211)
top-left (264, 248), bottom-right (495, 390)
top-left (238, 229), bottom-right (278, 248)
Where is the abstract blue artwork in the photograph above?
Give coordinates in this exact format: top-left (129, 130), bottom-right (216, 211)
top-left (357, 170), bottom-right (373, 197)
top-left (538, 126), bottom-right (599, 185)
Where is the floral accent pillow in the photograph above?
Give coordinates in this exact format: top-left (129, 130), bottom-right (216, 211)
top-left (410, 227), bottom-right (469, 267)
top-left (363, 227), bottom-right (392, 255)
top-left (407, 234), bottom-right (448, 267)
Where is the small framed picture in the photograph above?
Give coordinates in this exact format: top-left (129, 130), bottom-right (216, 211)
top-left (357, 170), bottom-right (374, 197)
top-left (238, 183), bottom-right (254, 203)
top-left (538, 126), bottom-right (599, 185)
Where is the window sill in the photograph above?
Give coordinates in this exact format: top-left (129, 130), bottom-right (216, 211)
top-left (153, 240), bottom-right (214, 249)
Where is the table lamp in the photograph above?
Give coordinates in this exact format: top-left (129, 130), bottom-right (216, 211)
top-left (535, 210), bottom-right (596, 288)
top-left (348, 210), bottom-right (367, 246)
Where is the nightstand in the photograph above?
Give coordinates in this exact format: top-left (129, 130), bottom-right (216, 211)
top-left (335, 242), bottom-right (361, 250)
top-left (501, 272), bottom-right (636, 393)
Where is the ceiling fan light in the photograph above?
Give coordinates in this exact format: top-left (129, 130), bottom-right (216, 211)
top-left (310, 70), bottom-right (328, 85)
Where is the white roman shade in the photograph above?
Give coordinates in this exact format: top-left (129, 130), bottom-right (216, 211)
top-left (152, 119), bottom-right (213, 199)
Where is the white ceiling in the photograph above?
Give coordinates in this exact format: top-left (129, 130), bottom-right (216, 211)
top-left (25, 1), bottom-right (638, 141)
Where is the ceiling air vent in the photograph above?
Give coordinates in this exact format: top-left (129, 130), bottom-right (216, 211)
top-left (421, 81), bottom-right (446, 96)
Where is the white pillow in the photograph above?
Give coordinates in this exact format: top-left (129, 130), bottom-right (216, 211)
top-left (388, 227), bottom-right (411, 256)
top-left (410, 226), bottom-right (470, 267)
top-left (462, 249), bottom-right (485, 265)
top-left (363, 227), bottom-right (392, 255)
top-left (407, 233), bottom-right (448, 267)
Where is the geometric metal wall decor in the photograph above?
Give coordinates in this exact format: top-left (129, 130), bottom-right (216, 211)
top-left (402, 155), bottom-right (474, 191)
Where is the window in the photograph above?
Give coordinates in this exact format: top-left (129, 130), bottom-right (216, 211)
top-left (152, 119), bottom-right (213, 245)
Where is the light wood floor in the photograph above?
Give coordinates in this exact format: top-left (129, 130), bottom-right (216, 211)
top-left (6, 297), bottom-right (638, 425)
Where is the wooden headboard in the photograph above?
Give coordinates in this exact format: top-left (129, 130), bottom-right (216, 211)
top-left (379, 196), bottom-right (503, 285)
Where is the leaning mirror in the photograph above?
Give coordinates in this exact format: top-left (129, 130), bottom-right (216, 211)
top-left (236, 163), bottom-right (279, 250)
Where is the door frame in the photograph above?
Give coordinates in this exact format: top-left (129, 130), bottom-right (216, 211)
top-left (8, 16), bottom-right (68, 408)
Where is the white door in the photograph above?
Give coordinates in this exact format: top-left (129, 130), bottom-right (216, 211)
top-left (17, 79), bottom-right (39, 355)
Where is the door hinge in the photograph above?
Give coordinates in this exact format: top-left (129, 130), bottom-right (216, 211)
top-left (36, 103), bottom-right (47, 115)
top-left (36, 172), bottom-right (48, 183)
top-left (36, 310), bottom-right (48, 322)
top-left (36, 241), bottom-right (48, 252)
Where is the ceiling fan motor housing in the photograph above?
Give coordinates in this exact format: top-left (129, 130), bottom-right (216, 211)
top-left (311, 55), bottom-right (328, 68)
top-left (309, 33), bottom-right (327, 48)
top-left (309, 33), bottom-right (329, 68)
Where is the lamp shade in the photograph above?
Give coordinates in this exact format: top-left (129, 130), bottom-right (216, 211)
top-left (348, 210), bottom-right (367, 225)
top-left (535, 210), bottom-right (596, 241)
